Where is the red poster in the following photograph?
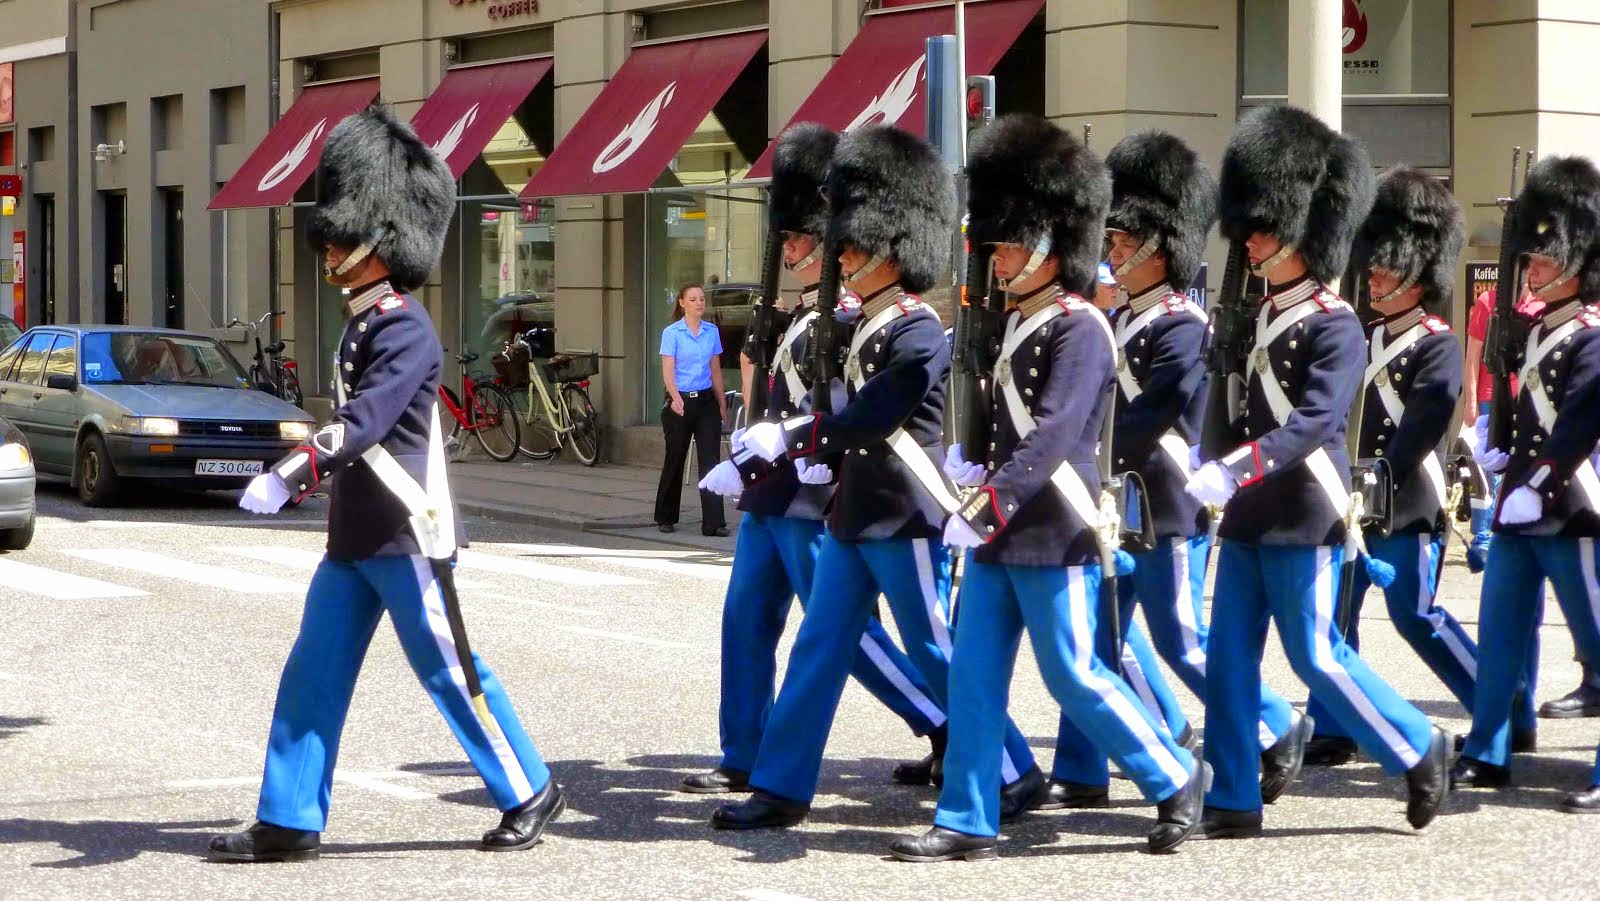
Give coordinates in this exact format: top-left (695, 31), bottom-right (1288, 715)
top-left (0, 63), bottom-right (13, 125)
top-left (12, 231), bottom-right (23, 326)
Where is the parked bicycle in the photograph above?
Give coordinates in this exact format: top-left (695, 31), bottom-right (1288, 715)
top-left (229, 310), bottom-right (303, 407)
top-left (439, 350), bottom-right (521, 462)
top-left (495, 327), bottom-right (603, 466)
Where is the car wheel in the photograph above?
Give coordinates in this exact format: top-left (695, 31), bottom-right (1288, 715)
top-left (0, 507), bottom-right (33, 551)
top-left (77, 432), bottom-right (123, 507)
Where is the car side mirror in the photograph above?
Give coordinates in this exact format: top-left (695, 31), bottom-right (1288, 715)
top-left (46, 373), bottom-right (78, 391)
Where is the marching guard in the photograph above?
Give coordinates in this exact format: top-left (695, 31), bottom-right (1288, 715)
top-left (1303, 167), bottom-right (1502, 766)
top-left (210, 107), bottom-right (561, 861)
top-left (1187, 105), bottom-right (1449, 836)
top-left (687, 123), bottom-right (948, 794)
top-left (712, 123), bottom-right (1043, 831)
top-left (1452, 156), bottom-right (1600, 812)
top-left (891, 115), bottom-right (1204, 861)
top-left (1051, 129), bottom-right (1304, 806)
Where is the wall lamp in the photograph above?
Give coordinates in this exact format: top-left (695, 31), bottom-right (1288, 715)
top-left (92, 140), bottom-right (127, 161)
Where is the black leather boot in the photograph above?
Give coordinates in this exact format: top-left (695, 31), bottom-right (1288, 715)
top-left (482, 780), bottom-right (566, 851)
top-left (888, 826), bottom-right (999, 862)
top-left (209, 821), bottom-right (321, 862)
top-left (1539, 664), bottom-right (1600, 719)
top-left (1176, 724), bottom-right (1200, 753)
top-left (1404, 727), bottom-right (1448, 830)
top-left (1032, 779), bottom-right (1110, 811)
top-left (1449, 756), bottom-right (1511, 789)
top-left (1196, 806), bottom-right (1263, 840)
top-left (709, 790), bottom-right (809, 830)
top-left (892, 724), bottom-right (948, 786)
top-left (1560, 784), bottom-right (1600, 814)
top-left (680, 766), bottom-right (751, 794)
top-left (1260, 710), bottom-right (1312, 803)
top-left (1148, 758), bottom-right (1208, 853)
top-left (997, 764), bottom-right (1046, 822)
top-left (1453, 728), bottom-right (1536, 755)
top-left (1302, 735), bottom-right (1358, 767)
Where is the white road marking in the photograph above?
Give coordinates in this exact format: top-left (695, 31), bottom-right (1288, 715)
top-left (503, 542), bottom-right (733, 582)
top-left (221, 546), bottom-right (493, 592)
top-left (0, 672), bottom-right (18, 681)
top-left (738, 890), bottom-right (816, 901)
top-left (458, 548), bottom-right (648, 587)
top-left (64, 549), bottom-right (304, 593)
top-left (0, 558), bottom-right (149, 600)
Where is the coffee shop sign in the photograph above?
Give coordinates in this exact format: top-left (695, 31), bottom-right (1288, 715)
top-left (448, 0), bottom-right (540, 22)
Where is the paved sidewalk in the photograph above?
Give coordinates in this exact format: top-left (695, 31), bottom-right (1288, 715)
top-left (448, 457), bottom-right (739, 551)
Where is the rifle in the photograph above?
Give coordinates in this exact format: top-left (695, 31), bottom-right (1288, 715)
top-left (1336, 262), bottom-right (1395, 636)
top-left (1199, 240), bottom-right (1253, 460)
top-left (1485, 147), bottom-right (1534, 452)
top-left (745, 208), bottom-right (785, 417)
top-left (809, 222), bottom-right (845, 418)
top-left (951, 238), bottom-right (1005, 462)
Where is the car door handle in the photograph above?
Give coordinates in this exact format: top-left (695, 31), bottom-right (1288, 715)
top-left (32, 391), bottom-right (44, 400)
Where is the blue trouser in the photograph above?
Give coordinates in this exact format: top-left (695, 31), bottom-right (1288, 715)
top-left (749, 535), bottom-right (1036, 804)
top-left (1470, 401), bottom-right (1496, 544)
top-left (1308, 530), bottom-right (1537, 736)
top-left (1205, 542), bottom-right (1434, 812)
top-left (1050, 621), bottom-right (1189, 784)
top-left (258, 555), bottom-right (549, 832)
top-left (1463, 534), bottom-right (1600, 779)
top-left (937, 561), bottom-right (1193, 837)
top-left (719, 512), bottom-right (945, 772)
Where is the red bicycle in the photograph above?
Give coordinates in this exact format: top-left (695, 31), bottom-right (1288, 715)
top-left (439, 351), bottom-right (521, 462)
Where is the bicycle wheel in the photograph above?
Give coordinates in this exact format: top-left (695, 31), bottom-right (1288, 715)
top-left (510, 380), bottom-right (560, 460)
top-left (277, 364), bottom-right (304, 408)
top-left (562, 384), bottom-right (603, 467)
top-left (469, 383), bottom-right (521, 462)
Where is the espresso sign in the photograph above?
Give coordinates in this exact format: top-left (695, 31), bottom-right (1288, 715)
top-left (447, 0), bottom-right (541, 21)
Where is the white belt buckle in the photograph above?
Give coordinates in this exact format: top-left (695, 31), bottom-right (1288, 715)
top-left (996, 358), bottom-right (1013, 386)
top-left (1252, 348), bottom-right (1271, 375)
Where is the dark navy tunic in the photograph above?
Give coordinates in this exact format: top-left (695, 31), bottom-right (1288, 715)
top-left (736, 289), bottom-right (832, 521)
top-left (1217, 275), bottom-right (1364, 546)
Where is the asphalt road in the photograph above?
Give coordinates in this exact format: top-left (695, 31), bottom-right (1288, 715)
top-left (3, 483), bottom-right (1600, 900)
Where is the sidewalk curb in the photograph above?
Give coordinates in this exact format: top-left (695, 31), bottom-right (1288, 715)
top-left (458, 500), bottom-right (732, 553)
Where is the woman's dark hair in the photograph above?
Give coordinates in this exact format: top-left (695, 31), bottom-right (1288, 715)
top-left (670, 282), bottom-right (704, 322)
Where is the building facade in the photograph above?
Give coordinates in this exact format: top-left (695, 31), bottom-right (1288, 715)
top-left (4, 0), bottom-right (1600, 462)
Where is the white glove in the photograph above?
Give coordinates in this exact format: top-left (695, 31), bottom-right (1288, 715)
top-left (795, 458), bottom-right (833, 485)
top-left (942, 443), bottom-right (987, 487)
top-left (730, 427), bottom-right (748, 447)
top-left (1473, 413), bottom-right (1489, 453)
top-left (1184, 461), bottom-right (1238, 506)
top-left (942, 515), bottom-right (985, 549)
top-left (1475, 445), bottom-right (1511, 473)
top-left (698, 460), bottom-right (744, 498)
top-left (737, 421), bottom-right (788, 462)
top-left (240, 473), bottom-right (291, 515)
top-left (1189, 444), bottom-right (1204, 474)
top-left (1499, 486), bottom-right (1543, 525)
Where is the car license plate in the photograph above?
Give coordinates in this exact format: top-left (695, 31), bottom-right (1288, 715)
top-left (195, 459), bottom-right (264, 476)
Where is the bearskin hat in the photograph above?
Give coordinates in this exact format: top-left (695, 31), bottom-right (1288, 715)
top-left (1105, 130), bottom-right (1216, 290)
top-left (965, 114), bottom-right (1110, 298)
top-left (770, 123), bottom-right (836, 238)
top-left (1509, 155), bottom-right (1600, 301)
top-left (824, 124), bottom-right (955, 294)
top-left (307, 104), bottom-right (455, 293)
top-left (1218, 104), bottom-right (1376, 285)
top-left (1351, 167), bottom-right (1465, 312)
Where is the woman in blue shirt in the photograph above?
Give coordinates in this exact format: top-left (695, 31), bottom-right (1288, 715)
top-left (655, 283), bottom-right (729, 536)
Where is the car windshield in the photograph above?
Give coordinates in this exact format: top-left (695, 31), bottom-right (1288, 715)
top-left (80, 332), bottom-right (251, 389)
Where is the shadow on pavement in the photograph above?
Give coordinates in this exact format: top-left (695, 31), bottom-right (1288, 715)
top-left (0, 716), bottom-right (47, 741)
top-left (0, 817), bottom-right (241, 868)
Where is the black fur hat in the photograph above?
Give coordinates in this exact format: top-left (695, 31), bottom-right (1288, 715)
top-left (770, 122), bottom-right (836, 237)
top-left (966, 114), bottom-right (1110, 298)
top-left (825, 124), bottom-right (955, 294)
top-left (1105, 130), bottom-right (1216, 290)
top-left (1218, 104), bottom-right (1376, 285)
top-left (307, 104), bottom-right (455, 293)
top-left (1509, 155), bottom-right (1600, 301)
top-left (1352, 167), bottom-right (1465, 312)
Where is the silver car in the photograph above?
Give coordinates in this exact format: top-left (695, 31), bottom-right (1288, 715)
top-left (0, 413), bottom-right (36, 549)
top-left (0, 326), bottom-right (316, 506)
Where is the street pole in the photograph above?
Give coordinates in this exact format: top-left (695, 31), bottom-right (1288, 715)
top-left (1287, 0), bottom-right (1342, 131)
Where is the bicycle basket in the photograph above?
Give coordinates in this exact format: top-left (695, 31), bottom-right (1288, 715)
top-left (544, 350), bottom-right (600, 384)
top-left (492, 343), bottom-right (531, 388)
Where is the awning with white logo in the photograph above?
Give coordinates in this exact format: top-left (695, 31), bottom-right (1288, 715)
top-left (745, 0), bottom-right (1042, 179)
top-left (518, 29), bottom-right (767, 200)
top-left (409, 57), bottom-right (554, 179)
top-left (207, 78), bottom-right (380, 210)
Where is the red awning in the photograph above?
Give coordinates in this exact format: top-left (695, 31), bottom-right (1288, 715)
top-left (747, 0), bottom-right (1042, 178)
top-left (519, 30), bottom-right (766, 199)
top-left (208, 78), bottom-right (379, 210)
top-left (410, 57), bottom-right (554, 178)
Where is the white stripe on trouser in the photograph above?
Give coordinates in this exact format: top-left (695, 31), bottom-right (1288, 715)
top-left (1169, 539), bottom-right (1206, 672)
top-left (911, 539), bottom-right (1015, 781)
top-left (1580, 539), bottom-right (1600, 638)
top-left (1309, 548), bottom-right (1422, 770)
top-left (1067, 567), bottom-right (1190, 787)
top-left (409, 555), bottom-right (535, 803)
top-left (856, 637), bottom-right (947, 729)
top-left (1415, 534), bottom-right (1477, 679)
top-left (1118, 644), bottom-right (1166, 730)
